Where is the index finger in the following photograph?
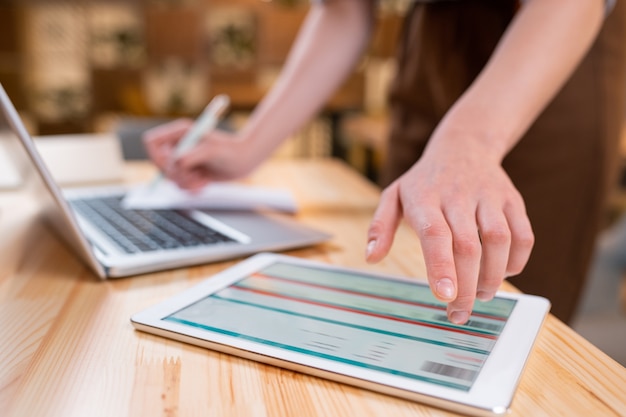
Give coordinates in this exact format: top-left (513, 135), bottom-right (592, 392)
top-left (443, 207), bottom-right (482, 325)
top-left (405, 207), bottom-right (459, 306)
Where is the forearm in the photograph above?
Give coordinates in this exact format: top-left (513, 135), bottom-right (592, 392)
top-left (239, 0), bottom-right (375, 163)
top-left (427, 0), bottom-right (605, 162)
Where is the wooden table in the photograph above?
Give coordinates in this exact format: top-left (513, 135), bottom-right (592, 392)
top-left (1, 158), bottom-right (625, 417)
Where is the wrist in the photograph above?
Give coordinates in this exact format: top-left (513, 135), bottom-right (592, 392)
top-left (426, 105), bottom-right (517, 165)
top-left (234, 129), bottom-right (274, 171)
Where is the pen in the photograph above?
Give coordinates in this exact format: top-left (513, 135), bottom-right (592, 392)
top-left (149, 94), bottom-right (230, 189)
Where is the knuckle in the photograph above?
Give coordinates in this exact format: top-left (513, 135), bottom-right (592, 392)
top-left (453, 235), bottom-right (481, 257)
top-left (480, 225), bottom-right (510, 245)
top-left (368, 218), bottom-right (385, 237)
top-left (419, 222), bottom-right (448, 240)
top-left (427, 259), bottom-right (452, 275)
top-left (515, 230), bottom-right (535, 251)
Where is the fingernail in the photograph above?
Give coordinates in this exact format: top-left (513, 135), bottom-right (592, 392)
top-left (450, 311), bottom-right (469, 324)
top-left (366, 240), bottom-right (377, 258)
top-left (435, 278), bottom-right (455, 300)
top-left (476, 290), bottom-right (494, 302)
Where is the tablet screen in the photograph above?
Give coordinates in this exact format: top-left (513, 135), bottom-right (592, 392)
top-left (165, 261), bottom-right (517, 392)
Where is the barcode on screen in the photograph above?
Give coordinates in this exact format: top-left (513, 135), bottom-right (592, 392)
top-left (420, 361), bottom-right (478, 382)
top-left (433, 315), bottom-right (503, 333)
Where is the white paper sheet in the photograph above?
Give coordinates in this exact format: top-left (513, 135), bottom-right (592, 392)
top-left (121, 179), bottom-right (298, 213)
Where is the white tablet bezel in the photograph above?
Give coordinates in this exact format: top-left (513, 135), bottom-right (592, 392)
top-left (131, 253), bottom-right (550, 417)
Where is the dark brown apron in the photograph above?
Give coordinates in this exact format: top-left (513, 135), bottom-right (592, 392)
top-left (383, 0), bottom-right (626, 322)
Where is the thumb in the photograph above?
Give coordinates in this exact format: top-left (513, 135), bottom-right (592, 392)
top-left (366, 182), bottom-right (402, 263)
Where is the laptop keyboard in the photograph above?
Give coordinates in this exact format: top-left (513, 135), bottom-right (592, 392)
top-left (70, 196), bottom-right (236, 253)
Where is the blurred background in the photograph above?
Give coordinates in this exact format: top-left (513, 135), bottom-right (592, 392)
top-left (0, 0), bottom-right (624, 365)
top-left (0, 0), bottom-right (404, 180)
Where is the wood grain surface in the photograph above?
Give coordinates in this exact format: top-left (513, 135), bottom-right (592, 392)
top-left (1, 158), bottom-right (625, 417)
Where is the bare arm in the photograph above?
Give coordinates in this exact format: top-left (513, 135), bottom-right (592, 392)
top-left (367, 0), bottom-right (606, 324)
top-left (156, 0), bottom-right (376, 185)
top-left (237, 0), bottom-right (376, 163)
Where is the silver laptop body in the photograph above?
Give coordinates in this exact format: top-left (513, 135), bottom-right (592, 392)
top-left (0, 83), bottom-right (330, 279)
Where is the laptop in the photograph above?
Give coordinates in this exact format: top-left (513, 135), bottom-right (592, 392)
top-left (0, 83), bottom-right (331, 279)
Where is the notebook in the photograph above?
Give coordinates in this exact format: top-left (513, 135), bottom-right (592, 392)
top-left (0, 83), bottom-right (331, 279)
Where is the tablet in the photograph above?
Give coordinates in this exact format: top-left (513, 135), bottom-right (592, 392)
top-left (131, 253), bottom-right (550, 416)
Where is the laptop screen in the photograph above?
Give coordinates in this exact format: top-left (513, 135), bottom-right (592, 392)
top-left (0, 83), bottom-right (106, 277)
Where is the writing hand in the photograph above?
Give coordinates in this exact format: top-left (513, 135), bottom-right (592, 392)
top-left (143, 119), bottom-right (254, 191)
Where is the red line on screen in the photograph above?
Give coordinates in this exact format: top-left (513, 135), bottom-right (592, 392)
top-left (234, 284), bottom-right (497, 340)
top-left (251, 272), bottom-right (505, 322)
